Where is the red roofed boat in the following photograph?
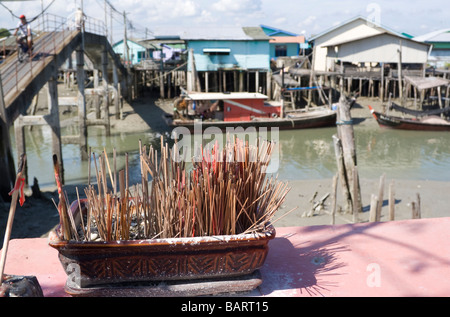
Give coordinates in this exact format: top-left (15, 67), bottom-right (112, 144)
top-left (163, 91), bottom-right (336, 131)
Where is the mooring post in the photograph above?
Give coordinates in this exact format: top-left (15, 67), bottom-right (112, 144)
top-left (376, 173), bottom-right (385, 222)
top-left (332, 134), bottom-right (352, 213)
top-left (336, 95), bottom-right (362, 214)
top-left (369, 194), bottom-right (379, 222)
top-left (389, 180), bottom-right (395, 221)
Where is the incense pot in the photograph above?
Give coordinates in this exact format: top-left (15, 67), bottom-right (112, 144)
top-left (48, 199), bottom-right (276, 289)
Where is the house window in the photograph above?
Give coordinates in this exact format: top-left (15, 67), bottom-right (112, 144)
top-left (137, 51), bottom-right (146, 62)
top-left (275, 45), bottom-right (287, 57)
top-left (203, 48), bottom-right (231, 56)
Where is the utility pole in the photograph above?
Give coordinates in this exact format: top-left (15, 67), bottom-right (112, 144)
top-left (145, 28), bottom-right (149, 60)
top-left (123, 11), bottom-right (129, 67)
top-left (104, 0), bottom-right (108, 40)
top-left (110, 6), bottom-right (113, 44)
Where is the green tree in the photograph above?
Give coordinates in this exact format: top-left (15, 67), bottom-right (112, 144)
top-left (0, 28), bottom-right (11, 39)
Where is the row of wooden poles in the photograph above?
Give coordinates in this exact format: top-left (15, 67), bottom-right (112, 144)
top-left (329, 172), bottom-right (422, 225)
top-left (328, 96), bottom-right (422, 225)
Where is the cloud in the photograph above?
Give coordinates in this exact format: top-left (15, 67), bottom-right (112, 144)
top-left (195, 9), bottom-right (217, 24)
top-left (274, 17), bottom-right (287, 26)
top-left (124, 0), bottom-right (199, 23)
top-left (212, 0), bottom-right (262, 14)
top-left (302, 15), bottom-right (317, 26)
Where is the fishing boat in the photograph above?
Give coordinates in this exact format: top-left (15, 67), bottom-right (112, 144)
top-left (369, 103), bottom-right (450, 131)
top-left (163, 91), bottom-right (336, 132)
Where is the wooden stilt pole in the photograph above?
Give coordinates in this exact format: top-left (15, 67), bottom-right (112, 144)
top-left (376, 174), bottom-right (385, 222)
top-left (331, 173), bottom-right (338, 225)
top-left (369, 194), bottom-right (378, 222)
top-left (412, 193), bottom-right (421, 219)
top-left (389, 180), bottom-right (395, 221)
top-left (352, 166), bottom-right (360, 223)
top-left (398, 40), bottom-right (403, 100)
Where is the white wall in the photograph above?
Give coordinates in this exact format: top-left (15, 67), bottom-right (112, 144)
top-left (328, 34), bottom-right (430, 64)
top-left (313, 18), bottom-right (384, 71)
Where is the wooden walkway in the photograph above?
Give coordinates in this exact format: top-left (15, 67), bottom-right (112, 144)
top-left (0, 30), bottom-right (81, 124)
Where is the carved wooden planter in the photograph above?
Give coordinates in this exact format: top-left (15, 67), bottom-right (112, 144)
top-left (48, 200), bottom-right (275, 290)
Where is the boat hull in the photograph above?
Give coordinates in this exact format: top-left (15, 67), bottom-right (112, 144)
top-left (164, 110), bottom-right (336, 132)
top-left (370, 108), bottom-right (450, 131)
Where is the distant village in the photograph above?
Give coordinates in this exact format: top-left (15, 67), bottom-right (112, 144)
top-left (107, 16), bottom-right (450, 104)
top-left (0, 13), bottom-right (449, 197)
top-left (1, 15), bottom-right (449, 104)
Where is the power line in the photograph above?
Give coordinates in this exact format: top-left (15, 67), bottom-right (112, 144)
top-left (0, 0), bottom-right (56, 23)
top-left (0, 0), bottom-right (55, 30)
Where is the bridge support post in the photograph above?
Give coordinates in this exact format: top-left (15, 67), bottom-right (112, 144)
top-left (13, 77), bottom-right (64, 186)
top-left (113, 65), bottom-right (120, 120)
top-left (0, 75), bottom-right (19, 201)
top-left (93, 69), bottom-right (101, 119)
top-left (47, 76), bottom-right (64, 184)
top-left (76, 45), bottom-right (88, 160)
top-left (102, 48), bottom-right (111, 136)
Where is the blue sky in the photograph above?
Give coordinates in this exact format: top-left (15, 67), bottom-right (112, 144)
top-left (0, 0), bottom-right (448, 41)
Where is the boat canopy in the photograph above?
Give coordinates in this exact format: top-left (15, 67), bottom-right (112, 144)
top-left (184, 92), bottom-right (268, 101)
top-left (390, 102), bottom-right (450, 117)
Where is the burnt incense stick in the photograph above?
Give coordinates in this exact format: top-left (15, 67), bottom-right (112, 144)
top-left (57, 138), bottom-right (289, 242)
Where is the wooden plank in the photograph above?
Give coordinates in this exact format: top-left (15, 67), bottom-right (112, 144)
top-left (404, 76), bottom-right (450, 91)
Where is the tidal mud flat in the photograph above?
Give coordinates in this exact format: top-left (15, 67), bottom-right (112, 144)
top-left (2, 93), bottom-right (449, 245)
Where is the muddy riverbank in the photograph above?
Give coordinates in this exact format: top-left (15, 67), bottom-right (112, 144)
top-left (1, 90), bottom-right (449, 246)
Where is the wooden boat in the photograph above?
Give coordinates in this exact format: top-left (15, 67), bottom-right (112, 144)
top-left (164, 92), bottom-right (336, 132)
top-left (369, 105), bottom-right (450, 131)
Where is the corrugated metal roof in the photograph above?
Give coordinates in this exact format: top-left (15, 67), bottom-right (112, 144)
top-left (310, 15), bottom-right (408, 41)
top-left (323, 32), bottom-right (429, 48)
top-left (242, 27), bottom-right (271, 40)
top-left (414, 29), bottom-right (450, 43)
top-left (150, 26), bottom-right (270, 41)
top-left (260, 24), bottom-right (299, 37)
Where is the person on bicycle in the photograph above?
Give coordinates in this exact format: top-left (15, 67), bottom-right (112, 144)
top-left (13, 15), bottom-right (32, 57)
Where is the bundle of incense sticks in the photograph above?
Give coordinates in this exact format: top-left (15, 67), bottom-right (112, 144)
top-left (55, 137), bottom-right (290, 242)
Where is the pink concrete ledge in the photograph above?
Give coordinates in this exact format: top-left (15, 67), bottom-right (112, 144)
top-left (3, 217), bottom-right (450, 297)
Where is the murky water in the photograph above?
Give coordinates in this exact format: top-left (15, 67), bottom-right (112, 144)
top-left (11, 115), bottom-right (450, 189)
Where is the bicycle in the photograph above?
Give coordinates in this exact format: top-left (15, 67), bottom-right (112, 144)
top-left (17, 36), bottom-right (32, 63)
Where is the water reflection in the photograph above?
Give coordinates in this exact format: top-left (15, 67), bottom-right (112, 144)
top-left (11, 121), bottom-right (450, 189)
top-left (277, 126), bottom-right (450, 181)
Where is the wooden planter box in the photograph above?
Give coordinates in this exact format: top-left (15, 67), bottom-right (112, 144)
top-left (48, 200), bottom-right (276, 292)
